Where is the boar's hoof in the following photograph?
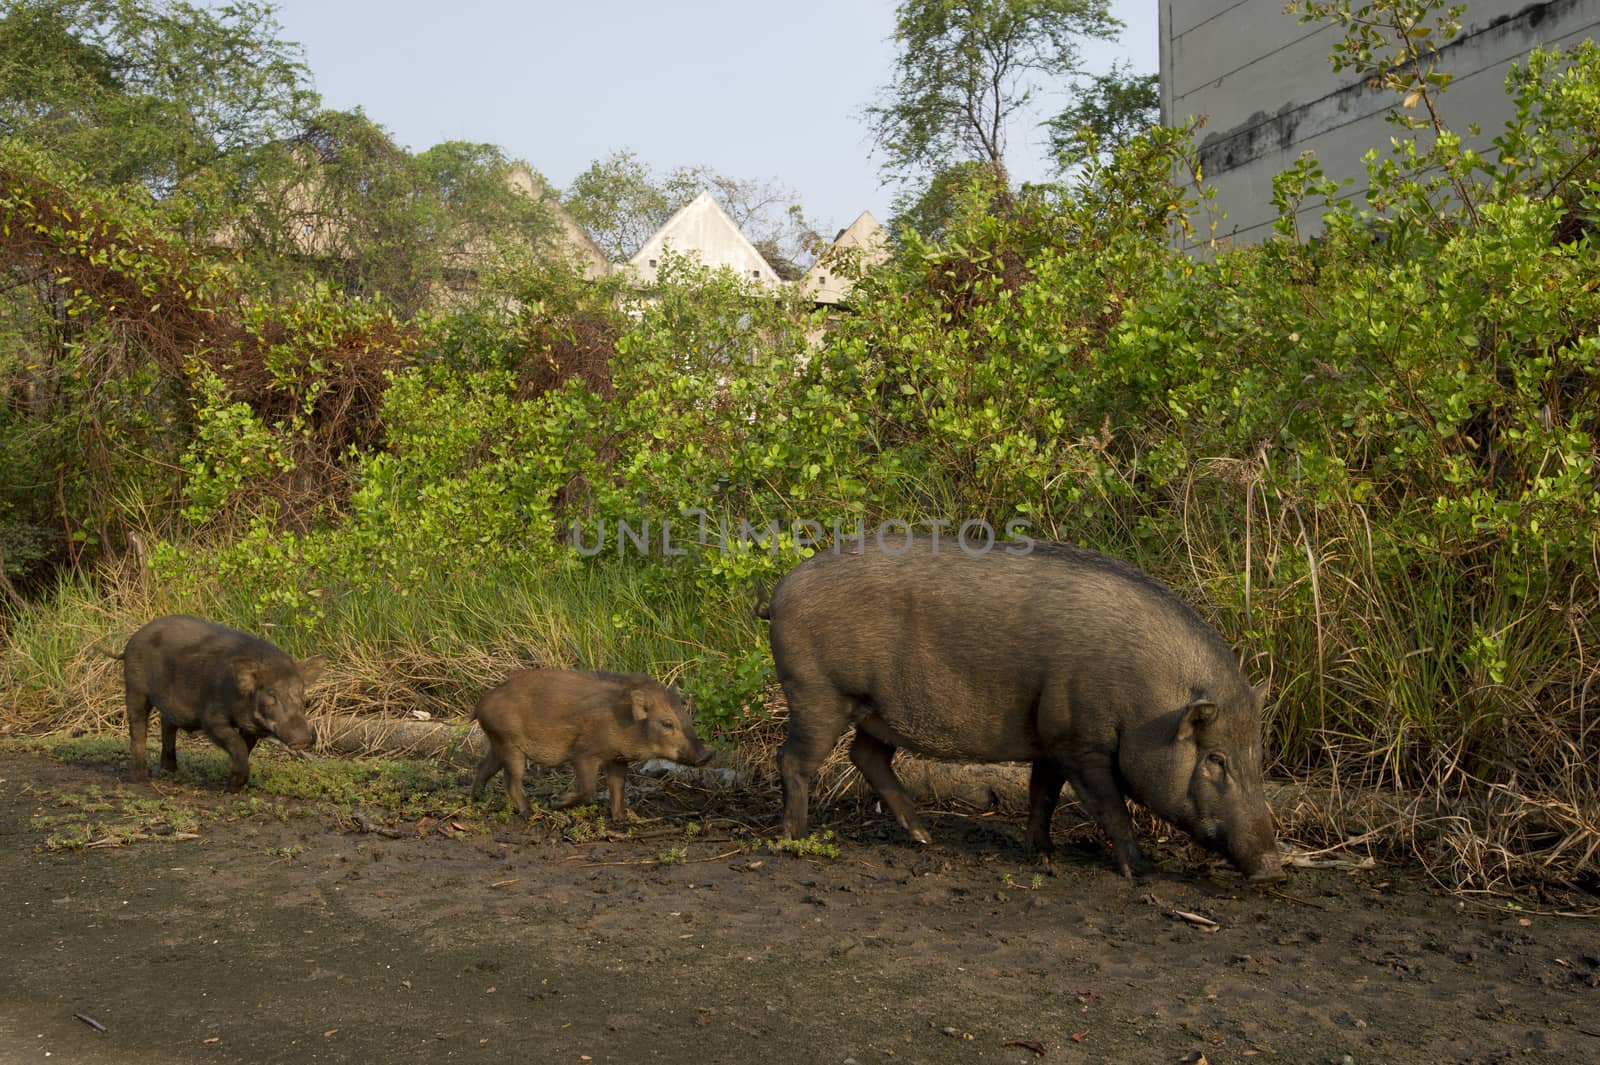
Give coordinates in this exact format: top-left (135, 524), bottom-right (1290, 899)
top-left (1117, 853), bottom-right (1155, 880)
top-left (1246, 858), bottom-right (1287, 885)
top-left (907, 826), bottom-right (933, 845)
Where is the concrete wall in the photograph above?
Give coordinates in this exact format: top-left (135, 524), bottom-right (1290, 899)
top-left (1160, 0), bottom-right (1600, 248)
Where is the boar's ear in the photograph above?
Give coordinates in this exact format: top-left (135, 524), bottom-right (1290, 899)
top-left (1176, 698), bottom-right (1218, 743)
top-left (629, 689), bottom-right (651, 722)
top-left (233, 658), bottom-right (264, 694)
top-left (1251, 679), bottom-right (1271, 708)
top-left (297, 655), bottom-right (328, 686)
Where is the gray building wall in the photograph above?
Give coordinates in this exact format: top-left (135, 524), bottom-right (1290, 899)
top-left (1160, 0), bottom-right (1600, 248)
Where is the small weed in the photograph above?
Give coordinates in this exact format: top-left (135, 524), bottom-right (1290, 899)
top-left (537, 803), bottom-right (608, 843)
top-left (684, 821), bottom-right (702, 839)
top-left (767, 831), bottom-right (841, 859)
top-left (33, 735), bottom-right (130, 769)
top-left (43, 821), bottom-right (96, 850)
top-left (268, 844), bottom-right (304, 861)
top-left (31, 787), bottom-right (208, 851)
top-left (656, 845), bottom-right (688, 865)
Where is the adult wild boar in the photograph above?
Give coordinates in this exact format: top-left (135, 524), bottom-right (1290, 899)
top-left (471, 669), bottom-right (714, 820)
top-left (117, 615), bottom-right (325, 792)
top-left (763, 538), bottom-right (1283, 882)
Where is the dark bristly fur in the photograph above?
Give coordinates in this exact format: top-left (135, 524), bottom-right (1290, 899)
top-left (764, 538), bottom-right (1283, 882)
top-left (118, 615), bottom-right (325, 792)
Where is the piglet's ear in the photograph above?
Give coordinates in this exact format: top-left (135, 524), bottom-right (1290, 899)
top-left (630, 690), bottom-right (650, 722)
top-left (1176, 698), bottom-right (1218, 742)
top-left (233, 658), bottom-right (263, 694)
top-left (298, 655), bottom-right (328, 686)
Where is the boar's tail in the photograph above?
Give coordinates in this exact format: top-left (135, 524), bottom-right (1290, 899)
top-left (753, 584), bottom-right (772, 621)
top-left (91, 638), bottom-right (124, 661)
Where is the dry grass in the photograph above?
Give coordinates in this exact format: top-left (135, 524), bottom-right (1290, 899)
top-left (4, 537), bottom-right (1597, 902)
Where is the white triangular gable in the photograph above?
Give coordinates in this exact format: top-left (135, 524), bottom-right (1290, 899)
top-left (626, 191), bottom-right (782, 288)
top-left (802, 210), bottom-right (890, 305)
top-left (506, 162), bottom-right (613, 280)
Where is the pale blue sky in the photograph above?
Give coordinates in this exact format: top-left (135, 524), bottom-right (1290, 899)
top-left (262, 1), bottom-right (1159, 239)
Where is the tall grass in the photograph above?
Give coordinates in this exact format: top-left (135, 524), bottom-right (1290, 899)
top-left (4, 493), bottom-right (1596, 894)
top-left (0, 552), bottom-right (766, 738)
top-left (1133, 468), bottom-right (1600, 894)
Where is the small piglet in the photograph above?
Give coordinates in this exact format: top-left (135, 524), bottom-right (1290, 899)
top-left (118, 615), bottom-right (326, 792)
top-left (471, 669), bottom-right (713, 820)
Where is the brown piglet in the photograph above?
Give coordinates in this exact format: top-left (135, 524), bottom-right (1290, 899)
top-left (470, 669), bottom-right (713, 820)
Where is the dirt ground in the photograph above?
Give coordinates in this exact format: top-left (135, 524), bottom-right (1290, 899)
top-left (1, 747), bottom-right (1597, 1065)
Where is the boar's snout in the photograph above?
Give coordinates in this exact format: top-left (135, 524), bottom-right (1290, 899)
top-left (1222, 821), bottom-right (1283, 884)
top-left (684, 736), bottom-right (714, 767)
top-left (1244, 851), bottom-right (1286, 884)
top-left (277, 716), bottom-right (314, 751)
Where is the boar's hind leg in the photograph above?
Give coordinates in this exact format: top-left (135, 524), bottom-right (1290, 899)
top-left (848, 731), bottom-right (930, 845)
top-left (554, 755), bottom-right (601, 814)
top-left (777, 686), bottom-right (854, 840)
top-left (127, 689), bottom-right (153, 783)
top-left (159, 718), bottom-right (180, 776)
top-left (1063, 755), bottom-right (1152, 879)
top-left (502, 750), bottom-right (531, 817)
top-left (470, 747), bottom-right (503, 799)
top-left (1026, 757), bottom-right (1069, 855)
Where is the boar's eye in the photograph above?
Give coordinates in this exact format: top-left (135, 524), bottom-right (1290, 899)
top-left (1206, 752), bottom-right (1228, 774)
top-left (662, 718), bottom-right (679, 732)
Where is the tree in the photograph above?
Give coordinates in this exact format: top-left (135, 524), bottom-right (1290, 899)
top-left (1048, 62), bottom-right (1160, 170)
top-left (563, 151), bottom-right (820, 270)
top-left (887, 160), bottom-right (1006, 241)
top-left (561, 150), bottom-right (675, 262)
top-left (0, 0), bottom-right (316, 195)
top-left (865, 0), bottom-right (1120, 188)
top-left (235, 110), bottom-right (563, 317)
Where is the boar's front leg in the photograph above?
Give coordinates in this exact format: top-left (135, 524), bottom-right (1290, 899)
top-left (1063, 753), bottom-right (1151, 878)
top-left (207, 724), bottom-right (254, 792)
top-left (606, 758), bottom-right (630, 822)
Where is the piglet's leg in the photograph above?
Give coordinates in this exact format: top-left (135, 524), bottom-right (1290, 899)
top-left (606, 758), bottom-right (630, 822)
top-left (554, 755), bottom-right (601, 812)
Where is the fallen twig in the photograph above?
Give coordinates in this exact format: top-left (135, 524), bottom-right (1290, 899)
top-left (1171, 910), bottom-right (1220, 931)
top-left (1003, 1038), bottom-right (1046, 1055)
top-left (1265, 888), bottom-right (1327, 910)
top-left (571, 847), bottom-right (746, 868)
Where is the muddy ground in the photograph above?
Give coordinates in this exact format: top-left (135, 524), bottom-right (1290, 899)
top-left (1, 746), bottom-right (1597, 1065)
